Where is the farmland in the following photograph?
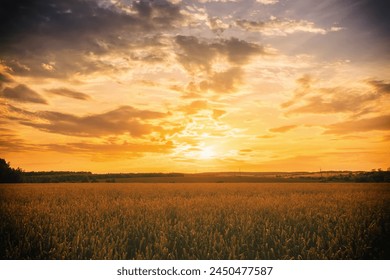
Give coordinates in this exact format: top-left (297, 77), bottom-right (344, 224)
top-left (0, 183), bottom-right (389, 259)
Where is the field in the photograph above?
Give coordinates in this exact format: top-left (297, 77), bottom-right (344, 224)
top-left (0, 183), bottom-right (389, 260)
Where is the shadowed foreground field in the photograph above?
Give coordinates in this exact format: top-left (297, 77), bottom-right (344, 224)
top-left (0, 183), bottom-right (389, 259)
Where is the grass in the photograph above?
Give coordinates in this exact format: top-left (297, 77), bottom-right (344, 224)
top-left (0, 182), bottom-right (389, 259)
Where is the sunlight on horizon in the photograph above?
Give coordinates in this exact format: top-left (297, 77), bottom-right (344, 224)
top-left (199, 146), bottom-right (217, 160)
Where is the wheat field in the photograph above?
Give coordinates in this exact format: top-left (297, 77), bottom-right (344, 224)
top-left (0, 183), bottom-right (389, 259)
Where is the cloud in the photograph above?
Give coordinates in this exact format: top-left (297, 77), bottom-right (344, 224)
top-left (175, 35), bottom-right (218, 73)
top-left (221, 37), bottom-right (267, 64)
top-left (1, 84), bottom-right (48, 104)
top-left (0, 0), bottom-right (183, 51)
top-left (286, 93), bottom-right (379, 115)
top-left (0, 72), bottom-right (13, 84)
top-left (46, 88), bottom-right (91, 100)
top-left (180, 100), bottom-right (209, 115)
top-left (198, 0), bottom-right (238, 2)
top-left (18, 106), bottom-right (167, 137)
top-left (174, 36), bottom-right (266, 96)
top-left (0, 120), bottom-right (174, 157)
top-left (0, 128), bottom-right (30, 153)
top-left (175, 35), bottom-right (267, 73)
top-left (0, 0), bottom-right (184, 78)
top-left (172, 67), bottom-right (244, 96)
top-left (198, 0), bottom-right (277, 3)
top-left (0, 71), bottom-right (14, 91)
top-left (207, 17), bottom-right (229, 35)
top-left (256, 0), bottom-right (278, 4)
top-left (257, 134), bottom-right (275, 139)
top-left (200, 67), bottom-right (243, 93)
top-left (44, 141), bottom-right (174, 157)
top-left (324, 115), bottom-right (390, 134)
top-left (383, 135), bottom-right (390, 142)
top-left (269, 125), bottom-right (298, 133)
top-left (236, 18), bottom-right (329, 36)
top-left (178, 100), bottom-right (226, 120)
top-left (212, 109), bottom-right (226, 119)
top-left (281, 74), bottom-right (313, 108)
top-left (3, 104), bottom-right (39, 121)
top-left (368, 80), bottom-right (390, 94)
top-left (283, 76), bottom-right (389, 116)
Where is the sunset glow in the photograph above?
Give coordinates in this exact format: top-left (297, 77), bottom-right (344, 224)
top-left (0, 0), bottom-right (389, 172)
top-left (199, 146), bottom-right (216, 160)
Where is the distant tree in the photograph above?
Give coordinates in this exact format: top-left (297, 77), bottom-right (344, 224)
top-left (0, 158), bottom-right (24, 183)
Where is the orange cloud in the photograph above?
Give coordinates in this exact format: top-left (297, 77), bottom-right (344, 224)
top-left (14, 106), bottom-right (167, 137)
top-left (2, 84), bottom-right (47, 104)
top-left (46, 88), bottom-right (91, 100)
top-left (324, 115), bottom-right (390, 134)
top-left (269, 125), bottom-right (298, 133)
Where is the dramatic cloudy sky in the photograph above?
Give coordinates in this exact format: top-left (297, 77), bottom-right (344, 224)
top-left (1, 0), bottom-right (389, 172)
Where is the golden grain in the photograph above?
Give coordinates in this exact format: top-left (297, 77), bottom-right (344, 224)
top-left (0, 183), bottom-right (389, 259)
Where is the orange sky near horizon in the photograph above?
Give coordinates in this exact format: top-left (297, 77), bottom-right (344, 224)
top-left (1, 0), bottom-right (389, 173)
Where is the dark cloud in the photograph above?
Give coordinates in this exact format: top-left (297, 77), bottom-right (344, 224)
top-left (355, 0), bottom-right (390, 40)
top-left (1, 84), bottom-right (47, 104)
top-left (131, 0), bottom-right (182, 26)
top-left (4, 104), bottom-right (40, 121)
top-left (174, 36), bottom-right (265, 96)
top-left (221, 37), bottom-right (267, 64)
top-left (0, 72), bottom-right (14, 90)
top-left (324, 115), bottom-right (390, 135)
top-left (46, 88), bottom-right (91, 100)
top-left (175, 35), bottom-right (267, 73)
top-left (1, 0), bottom-right (128, 53)
top-left (17, 106), bottom-right (167, 137)
top-left (171, 67), bottom-right (243, 96)
top-left (200, 67), bottom-right (243, 94)
top-left (0, 0), bottom-right (184, 77)
top-left (175, 35), bottom-right (218, 73)
top-left (0, 72), bottom-right (13, 83)
top-left (368, 80), bottom-right (390, 94)
top-left (0, 0), bottom-right (183, 51)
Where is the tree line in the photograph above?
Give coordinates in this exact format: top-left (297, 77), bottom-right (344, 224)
top-left (0, 158), bottom-right (184, 183)
top-left (1, 158), bottom-right (389, 183)
top-left (0, 158), bottom-right (24, 183)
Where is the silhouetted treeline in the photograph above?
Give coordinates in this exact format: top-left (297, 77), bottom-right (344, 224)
top-left (1, 158), bottom-right (389, 183)
top-left (0, 158), bottom-right (24, 183)
top-left (23, 171), bottom-right (185, 183)
top-left (323, 170), bottom-right (390, 183)
top-left (23, 171), bottom-right (94, 183)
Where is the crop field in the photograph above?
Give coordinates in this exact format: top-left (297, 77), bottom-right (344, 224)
top-left (0, 183), bottom-right (389, 260)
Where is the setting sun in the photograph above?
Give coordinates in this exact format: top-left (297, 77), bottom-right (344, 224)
top-left (199, 146), bottom-right (216, 160)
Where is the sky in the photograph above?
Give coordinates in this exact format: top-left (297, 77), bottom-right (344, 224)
top-left (0, 0), bottom-right (389, 173)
